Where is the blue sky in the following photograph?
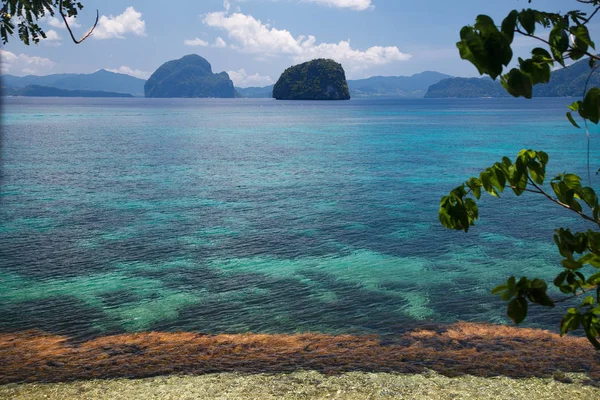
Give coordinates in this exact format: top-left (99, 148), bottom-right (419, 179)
top-left (1, 0), bottom-right (598, 86)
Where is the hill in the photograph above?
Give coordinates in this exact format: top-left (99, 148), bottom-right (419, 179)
top-left (2, 85), bottom-right (133, 97)
top-left (236, 85), bottom-right (274, 98)
top-left (1, 70), bottom-right (145, 97)
top-left (273, 59), bottom-right (350, 100)
top-left (145, 54), bottom-right (236, 98)
top-left (425, 77), bottom-right (510, 98)
top-left (426, 57), bottom-right (600, 98)
top-left (349, 71), bottom-right (451, 98)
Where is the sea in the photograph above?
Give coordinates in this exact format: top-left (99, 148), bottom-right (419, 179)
top-left (0, 97), bottom-right (596, 340)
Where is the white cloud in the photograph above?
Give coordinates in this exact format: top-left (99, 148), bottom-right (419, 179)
top-left (93, 7), bottom-right (146, 39)
top-left (106, 66), bottom-right (151, 80)
top-left (46, 15), bottom-right (81, 29)
top-left (227, 69), bottom-right (273, 87)
top-left (184, 37), bottom-right (209, 46)
top-left (43, 29), bottom-right (62, 41)
top-left (213, 37), bottom-right (227, 48)
top-left (304, 0), bottom-right (373, 11)
top-left (0, 49), bottom-right (56, 75)
top-left (202, 12), bottom-right (410, 74)
top-left (224, 0), bottom-right (231, 12)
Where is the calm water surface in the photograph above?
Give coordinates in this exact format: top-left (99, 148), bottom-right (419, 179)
top-left (0, 97), bottom-right (597, 339)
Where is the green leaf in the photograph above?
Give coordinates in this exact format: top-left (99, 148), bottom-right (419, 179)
top-left (554, 271), bottom-right (568, 287)
top-left (491, 284), bottom-right (508, 295)
top-left (518, 9), bottom-right (536, 35)
top-left (570, 25), bottom-right (595, 49)
top-left (582, 88), bottom-right (600, 124)
top-left (561, 309), bottom-right (582, 336)
top-left (567, 112), bottom-right (581, 128)
top-left (549, 26), bottom-right (569, 67)
top-left (520, 57), bottom-right (550, 84)
top-left (475, 15), bottom-right (498, 35)
top-left (568, 101), bottom-right (581, 112)
top-left (501, 10), bottom-right (518, 43)
top-left (587, 272), bottom-right (600, 285)
top-left (507, 297), bottom-right (528, 324)
top-left (501, 68), bottom-right (533, 98)
top-left (561, 258), bottom-right (583, 270)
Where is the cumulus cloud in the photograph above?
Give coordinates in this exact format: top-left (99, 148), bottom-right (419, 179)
top-left (304, 0), bottom-right (374, 11)
top-left (224, 0), bottom-right (231, 12)
top-left (213, 37), bottom-right (227, 48)
top-left (106, 66), bottom-right (151, 80)
top-left (184, 37), bottom-right (209, 46)
top-left (39, 29), bottom-right (62, 46)
top-left (227, 69), bottom-right (273, 87)
top-left (0, 49), bottom-right (56, 75)
top-left (93, 7), bottom-right (146, 39)
top-left (43, 29), bottom-right (62, 41)
top-left (202, 11), bottom-right (410, 73)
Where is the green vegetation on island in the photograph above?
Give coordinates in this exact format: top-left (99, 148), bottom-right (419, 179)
top-left (144, 54), bottom-right (237, 98)
top-left (273, 59), bottom-right (350, 100)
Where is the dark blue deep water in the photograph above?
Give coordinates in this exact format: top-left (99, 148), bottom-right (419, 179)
top-left (0, 97), bottom-right (597, 339)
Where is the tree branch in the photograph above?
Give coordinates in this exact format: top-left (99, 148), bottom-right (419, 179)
top-left (59, 0), bottom-right (98, 44)
top-left (582, 6), bottom-right (600, 25)
top-left (553, 284), bottom-right (598, 304)
top-left (526, 177), bottom-right (600, 226)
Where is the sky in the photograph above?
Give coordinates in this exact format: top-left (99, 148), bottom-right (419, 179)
top-left (1, 0), bottom-right (599, 87)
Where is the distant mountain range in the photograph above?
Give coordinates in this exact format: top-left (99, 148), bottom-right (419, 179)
top-left (348, 71), bottom-right (452, 98)
top-left (1, 69), bottom-right (146, 97)
top-left (3, 85), bottom-right (133, 98)
top-left (235, 85), bottom-right (274, 98)
top-left (4, 54), bottom-right (598, 100)
top-left (425, 77), bottom-right (510, 98)
top-left (426, 56), bottom-right (600, 98)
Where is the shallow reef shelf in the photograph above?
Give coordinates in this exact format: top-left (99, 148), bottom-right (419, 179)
top-left (0, 322), bottom-right (598, 385)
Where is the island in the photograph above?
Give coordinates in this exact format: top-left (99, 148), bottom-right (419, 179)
top-left (272, 59), bottom-right (351, 100)
top-left (144, 54), bottom-right (237, 98)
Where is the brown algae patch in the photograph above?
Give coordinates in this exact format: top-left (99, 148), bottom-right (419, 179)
top-left (1, 371), bottom-right (600, 400)
top-left (0, 322), bottom-right (598, 386)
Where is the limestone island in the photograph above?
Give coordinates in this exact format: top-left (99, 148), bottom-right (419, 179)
top-left (145, 54), bottom-right (236, 98)
top-left (273, 59), bottom-right (351, 100)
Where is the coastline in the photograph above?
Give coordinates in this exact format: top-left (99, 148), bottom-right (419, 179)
top-left (2, 371), bottom-right (600, 400)
top-left (1, 322), bottom-right (598, 388)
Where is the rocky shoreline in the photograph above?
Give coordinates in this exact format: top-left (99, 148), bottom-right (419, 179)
top-left (2, 371), bottom-right (600, 400)
top-left (1, 322), bottom-right (599, 385)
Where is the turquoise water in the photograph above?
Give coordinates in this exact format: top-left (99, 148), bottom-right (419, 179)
top-left (0, 97), bottom-right (596, 339)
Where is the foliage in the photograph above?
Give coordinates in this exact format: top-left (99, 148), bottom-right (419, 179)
top-left (1, 0), bottom-right (96, 45)
top-left (144, 54), bottom-right (237, 98)
top-left (439, 0), bottom-right (600, 348)
top-left (273, 59), bottom-right (351, 100)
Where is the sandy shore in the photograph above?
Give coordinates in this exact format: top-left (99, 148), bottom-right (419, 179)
top-left (2, 371), bottom-right (600, 400)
